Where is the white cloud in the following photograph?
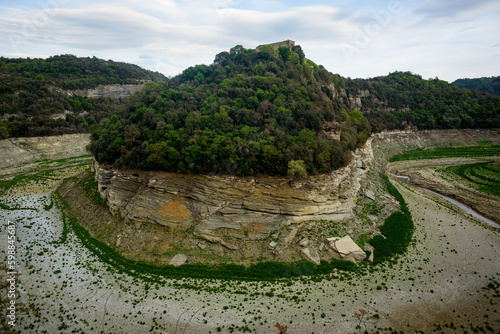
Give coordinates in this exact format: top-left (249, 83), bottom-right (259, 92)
top-left (415, 0), bottom-right (499, 20)
top-left (0, 0), bottom-right (499, 81)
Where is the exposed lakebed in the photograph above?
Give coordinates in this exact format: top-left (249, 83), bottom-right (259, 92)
top-left (1, 130), bottom-right (500, 333)
top-left (389, 172), bottom-right (499, 228)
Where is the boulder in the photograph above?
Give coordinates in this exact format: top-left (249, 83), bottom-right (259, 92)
top-left (169, 254), bottom-right (188, 266)
top-left (298, 238), bottom-right (309, 247)
top-left (368, 251), bottom-right (374, 263)
top-left (327, 248), bottom-right (342, 261)
top-left (329, 235), bottom-right (367, 264)
top-left (283, 225), bottom-right (300, 244)
top-left (300, 247), bottom-right (321, 265)
top-left (365, 190), bottom-right (376, 201)
top-left (269, 241), bottom-right (278, 250)
top-left (327, 236), bottom-right (340, 246)
top-left (115, 235), bottom-right (122, 247)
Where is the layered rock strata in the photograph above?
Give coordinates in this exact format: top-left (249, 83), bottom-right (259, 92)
top-left (93, 139), bottom-right (374, 242)
top-left (50, 83), bottom-right (146, 99)
top-left (0, 134), bottom-right (90, 170)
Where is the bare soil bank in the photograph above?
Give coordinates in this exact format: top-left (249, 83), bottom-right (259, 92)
top-left (394, 160), bottom-right (500, 225)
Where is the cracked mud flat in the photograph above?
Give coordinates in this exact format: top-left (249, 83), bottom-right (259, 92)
top-left (1, 170), bottom-right (499, 334)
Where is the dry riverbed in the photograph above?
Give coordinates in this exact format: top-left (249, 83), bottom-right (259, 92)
top-left (389, 157), bottom-right (500, 225)
top-left (1, 165), bottom-right (499, 333)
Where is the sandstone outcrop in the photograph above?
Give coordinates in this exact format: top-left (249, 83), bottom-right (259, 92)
top-left (50, 83), bottom-right (146, 100)
top-left (0, 134), bottom-right (90, 170)
top-left (92, 139), bottom-right (375, 244)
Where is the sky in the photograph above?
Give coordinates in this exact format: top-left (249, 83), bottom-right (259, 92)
top-left (0, 0), bottom-right (499, 82)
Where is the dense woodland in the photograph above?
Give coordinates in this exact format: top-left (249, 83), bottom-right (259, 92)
top-left (346, 72), bottom-right (500, 131)
top-left (452, 76), bottom-right (500, 97)
top-left (2, 49), bottom-right (499, 176)
top-left (89, 45), bottom-right (500, 176)
top-left (0, 55), bottom-right (166, 138)
top-left (89, 45), bottom-right (370, 176)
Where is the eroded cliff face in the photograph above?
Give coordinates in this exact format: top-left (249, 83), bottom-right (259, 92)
top-left (93, 139), bottom-right (374, 243)
top-left (50, 83), bottom-right (146, 99)
top-left (0, 134), bottom-right (90, 170)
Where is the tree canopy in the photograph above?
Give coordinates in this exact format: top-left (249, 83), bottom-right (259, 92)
top-left (3, 48), bottom-right (499, 177)
top-left (346, 71), bottom-right (500, 131)
top-left (89, 48), bottom-right (500, 176)
top-left (0, 55), bottom-right (166, 138)
top-left (89, 45), bottom-right (367, 176)
top-left (452, 76), bottom-right (500, 97)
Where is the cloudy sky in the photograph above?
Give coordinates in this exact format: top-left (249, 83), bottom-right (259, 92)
top-left (0, 0), bottom-right (499, 82)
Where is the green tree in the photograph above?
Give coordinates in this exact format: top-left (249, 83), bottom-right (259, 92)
top-left (230, 45), bottom-right (249, 56)
top-left (278, 46), bottom-right (292, 61)
top-left (316, 151), bottom-right (331, 172)
top-left (292, 45), bottom-right (305, 63)
top-left (214, 51), bottom-right (230, 65)
top-left (145, 142), bottom-right (169, 169)
top-left (287, 160), bottom-right (308, 178)
top-left (290, 52), bottom-right (300, 65)
top-left (0, 126), bottom-right (9, 139)
top-left (259, 45), bottom-right (277, 58)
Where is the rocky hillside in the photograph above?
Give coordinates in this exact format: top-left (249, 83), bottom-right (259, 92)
top-left (0, 133), bottom-right (90, 170)
top-left (89, 44), bottom-right (370, 176)
top-left (55, 129), bottom-right (499, 266)
top-left (345, 72), bottom-right (500, 130)
top-left (0, 55), bottom-right (167, 139)
top-left (59, 137), bottom-right (384, 266)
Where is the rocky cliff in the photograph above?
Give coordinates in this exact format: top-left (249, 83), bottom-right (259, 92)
top-left (0, 134), bottom-right (90, 170)
top-left (50, 83), bottom-right (146, 99)
top-left (93, 139), bottom-right (374, 244)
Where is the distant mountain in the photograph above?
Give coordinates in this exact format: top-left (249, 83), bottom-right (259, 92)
top-left (0, 55), bottom-right (167, 139)
top-left (452, 76), bottom-right (500, 96)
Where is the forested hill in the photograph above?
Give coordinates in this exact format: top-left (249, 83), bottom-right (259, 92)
top-left (89, 45), bottom-right (370, 176)
top-left (1, 54), bottom-right (165, 90)
top-left (89, 45), bottom-right (500, 177)
top-left (0, 55), bottom-right (167, 138)
top-left (346, 72), bottom-right (500, 131)
top-left (452, 76), bottom-right (500, 97)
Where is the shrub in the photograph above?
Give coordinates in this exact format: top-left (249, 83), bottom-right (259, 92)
top-left (368, 176), bottom-right (414, 264)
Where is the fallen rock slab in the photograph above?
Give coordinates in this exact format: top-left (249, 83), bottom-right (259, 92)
top-left (298, 238), bottom-right (309, 247)
top-left (300, 247), bottom-right (321, 265)
top-left (169, 254), bottom-right (188, 266)
top-left (330, 235), bottom-right (367, 263)
top-left (194, 232), bottom-right (239, 250)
